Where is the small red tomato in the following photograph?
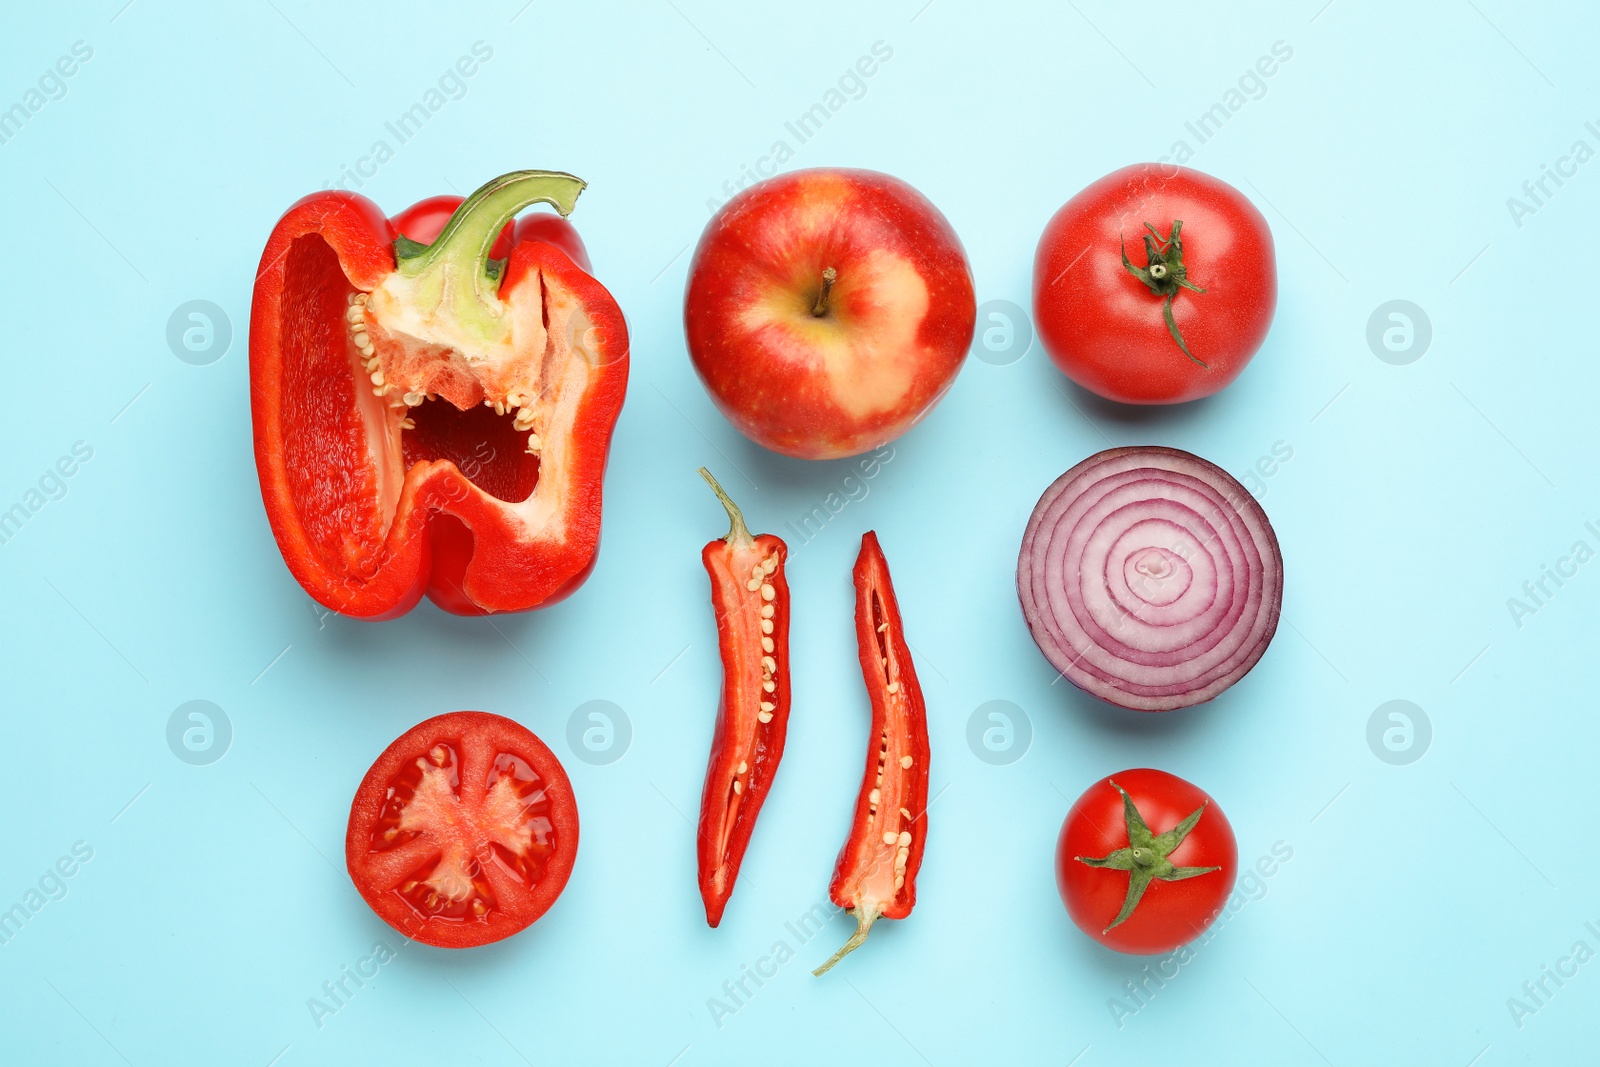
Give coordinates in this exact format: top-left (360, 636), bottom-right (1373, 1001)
top-left (1057, 769), bottom-right (1236, 954)
top-left (1033, 164), bottom-right (1276, 405)
top-left (346, 711), bottom-right (579, 949)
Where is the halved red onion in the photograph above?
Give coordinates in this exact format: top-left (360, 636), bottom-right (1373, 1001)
top-left (1017, 446), bottom-right (1282, 712)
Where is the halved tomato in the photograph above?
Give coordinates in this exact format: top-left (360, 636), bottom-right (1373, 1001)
top-left (345, 711), bottom-right (579, 948)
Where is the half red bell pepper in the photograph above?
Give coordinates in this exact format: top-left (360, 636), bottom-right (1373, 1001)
top-left (696, 469), bottom-right (791, 926)
top-left (814, 531), bottom-right (931, 975)
top-left (249, 170), bottom-right (628, 618)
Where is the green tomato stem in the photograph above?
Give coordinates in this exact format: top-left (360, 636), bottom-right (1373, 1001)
top-left (1121, 220), bottom-right (1209, 369)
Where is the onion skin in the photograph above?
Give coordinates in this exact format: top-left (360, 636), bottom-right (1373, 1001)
top-left (1017, 446), bottom-right (1283, 712)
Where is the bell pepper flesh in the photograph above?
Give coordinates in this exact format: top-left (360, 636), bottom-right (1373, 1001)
top-left (249, 171), bottom-right (629, 618)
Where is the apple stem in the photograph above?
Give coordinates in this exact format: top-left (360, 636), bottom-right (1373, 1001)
top-left (812, 267), bottom-right (837, 317)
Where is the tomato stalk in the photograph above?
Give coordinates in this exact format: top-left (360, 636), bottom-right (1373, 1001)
top-left (1121, 220), bottom-right (1208, 368)
top-left (1075, 780), bottom-right (1220, 932)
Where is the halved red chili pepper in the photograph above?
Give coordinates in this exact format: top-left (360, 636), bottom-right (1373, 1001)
top-left (249, 170), bottom-right (628, 618)
top-left (696, 468), bottom-right (791, 927)
top-left (813, 530), bottom-right (931, 975)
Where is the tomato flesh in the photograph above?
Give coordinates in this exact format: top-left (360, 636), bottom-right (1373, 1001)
top-left (346, 712), bottom-right (578, 948)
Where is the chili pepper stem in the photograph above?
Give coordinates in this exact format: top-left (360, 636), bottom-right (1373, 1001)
top-left (812, 904), bottom-right (880, 977)
top-left (698, 467), bottom-right (753, 545)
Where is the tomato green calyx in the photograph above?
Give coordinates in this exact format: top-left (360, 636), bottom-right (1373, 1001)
top-left (1121, 221), bottom-right (1209, 369)
top-left (812, 267), bottom-right (838, 317)
top-left (1076, 780), bottom-right (1220, 933)
top-left (699, 467), bottom-right (753, 546)
top-left (392, 169), bottom-right (587, 347)
top-left (812, 903), bottom-right (880, 977)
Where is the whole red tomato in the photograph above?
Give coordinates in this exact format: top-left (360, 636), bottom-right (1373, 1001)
top-left (1057, 769), bottom-right (1237, 954)
top-left (684, 169), bottom-right (976, 459)
top-left (1033, 164), bottom-right (1276, 405)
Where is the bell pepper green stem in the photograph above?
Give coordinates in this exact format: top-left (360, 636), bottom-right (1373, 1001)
top-left (394, 170), bottom-right (586, 344)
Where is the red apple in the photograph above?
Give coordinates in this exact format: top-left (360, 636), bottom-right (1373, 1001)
top-left (684, 169), bottom-right (976, 459)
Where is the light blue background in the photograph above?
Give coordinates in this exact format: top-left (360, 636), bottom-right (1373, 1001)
top-left (1, 1), bottom-right (1594, 1063)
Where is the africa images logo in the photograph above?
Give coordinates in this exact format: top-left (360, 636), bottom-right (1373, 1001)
top-left (322, 42), bottom-right (494, 191)
top-left (1505, 120), bottom-right (1600, 230)
top-left (0, 841), bottom-right (94, 947)
top-left (1505, 920), bottom-right (1600, 1030)
top-left (0, 40), bottom-right (93, 148)
top-left (1504, 520), bottom-right (1600, 629)
top-left (705, 41), bottom-right (894, 215)
top-left (0, 441), bottom-right (94, 548)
